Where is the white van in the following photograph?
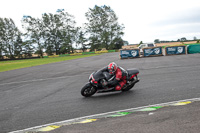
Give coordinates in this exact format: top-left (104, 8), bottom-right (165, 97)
top-left (138, 43), bottom-right (156, 54)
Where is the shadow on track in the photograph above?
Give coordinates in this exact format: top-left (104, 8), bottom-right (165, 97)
top-left (81, 90), bottom-right (136, 100)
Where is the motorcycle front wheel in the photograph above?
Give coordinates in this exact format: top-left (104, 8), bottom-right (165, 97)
top-left (81, 83), bottom-right (97, 97)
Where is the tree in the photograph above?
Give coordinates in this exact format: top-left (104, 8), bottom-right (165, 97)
top-left (181, 37), bottom-right (187, 42)
top-left (75, 28), bottom-right (88, 52)
top-left (22, 40), bottom-right (35, 58)
top-left (123, 41), bottom-right (129, 46)
top-left (85, 5), bottom-right (124, 50)
top-left (22, 16), bottom-right (44, 57)
top-left (113, 38), bottom-right (124, 49)
top-left (14, 33), bottom-right (23, 58)
top-left (0, 18), bottom-right (5, 59)
top-left (154, 39), bottom-right (160, 43)
top-left (0, 41), bottom-right (3, 59)
top-left (137, 41), bottom-right (143, 47)
top-left (0, 18), bottom-right (22, 59)
top-left (42, 10), bottom-right (77, 55)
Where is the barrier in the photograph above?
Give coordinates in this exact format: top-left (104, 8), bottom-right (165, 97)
top-left (108, 50), bottom-right (116, 52)
top-left (59, 54), bottom-right (70, 57)
top-left (165, 45), bottom-right (186, 55)
top-left (82, 52), bottom-right (95, 55)
top-left (48, 55), bottom-right (59, 58)
top-left (187, 44), bottom-right (200, 54)
top-left (39, 50), bottom-right (114, 58)
top-left (70, 53), bottom-right (82, 56)
top-left (95, 50), bottom-right (108, 54)
top-left (120, 49), bottom-right (140, 59)
top-left (143, 47), bottom-right (163, 57)
top-left (0, 57), bottom-right (41, 61)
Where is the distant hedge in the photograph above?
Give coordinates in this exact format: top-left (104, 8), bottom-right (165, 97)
top-left (0, 57), bottom-right (40, 61)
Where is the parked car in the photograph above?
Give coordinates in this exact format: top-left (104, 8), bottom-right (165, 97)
top-left (137, 43), bottom-right (156, 55)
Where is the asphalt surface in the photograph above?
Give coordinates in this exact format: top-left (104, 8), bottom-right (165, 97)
top-left (48, 99), bottom-right (200, 133)
top-left (1, 53), bottom-right (200, 132)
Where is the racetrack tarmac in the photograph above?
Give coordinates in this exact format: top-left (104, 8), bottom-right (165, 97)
top-left (11, 98), bottom-right (200, 133)
top-left (1, 53), bottom-right (200, 132)
top-left (49, 99), bottom-right (200, 133)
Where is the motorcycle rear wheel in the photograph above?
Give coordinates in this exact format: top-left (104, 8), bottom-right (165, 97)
top-left (81, 83), bottom-right (97, 97)
top-left (121, 83), bottom-right (135, 92)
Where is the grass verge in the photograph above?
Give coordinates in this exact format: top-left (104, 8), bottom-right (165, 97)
top-left (0, 54), bottom-right (100, 72)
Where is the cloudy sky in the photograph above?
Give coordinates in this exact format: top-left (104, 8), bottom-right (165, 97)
top-left (1, 0), bottom-right (200, 44)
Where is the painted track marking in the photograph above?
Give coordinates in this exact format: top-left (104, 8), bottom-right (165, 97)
top-left (10, 97), bottom-right (200, 133)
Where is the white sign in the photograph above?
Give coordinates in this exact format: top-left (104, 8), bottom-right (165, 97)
top-left (131, 50), bottom-right (137, 57)
top-left (177, 47), bottom-right (184, 53)
top-left (154, 48), bottom-right (160, 54)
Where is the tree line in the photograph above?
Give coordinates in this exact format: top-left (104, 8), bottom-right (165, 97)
top-left (0, 5), bottom-right (124, 59)
top-left (154, 37), bottom-right (199, 44)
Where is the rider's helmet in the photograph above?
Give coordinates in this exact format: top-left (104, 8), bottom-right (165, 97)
top-left (108, 62), bottom-right (118, 74)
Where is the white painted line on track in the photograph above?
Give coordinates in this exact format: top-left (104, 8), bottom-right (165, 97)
top-left (0, 76), bottom-right (67, 86)
top-left (0, 75), bottom-right (83, 86)
top-left (0, 72), bottom-right (91, 86)
top-left (139, 63), bottom-right (200, 70)
top-left (10, 97), bottom-right (200, 133)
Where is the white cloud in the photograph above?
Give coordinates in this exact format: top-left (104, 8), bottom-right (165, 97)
top-left (1, 0), bottom-right (200, 44)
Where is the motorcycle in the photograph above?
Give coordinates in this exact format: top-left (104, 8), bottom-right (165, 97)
top-left (81, 68), bottom-right (140, 97)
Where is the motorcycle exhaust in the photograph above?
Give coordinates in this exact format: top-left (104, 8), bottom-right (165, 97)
top-left (129, 78), bottom-right (140, 85)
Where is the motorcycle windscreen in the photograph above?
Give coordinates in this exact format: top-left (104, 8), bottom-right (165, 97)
top-left (93, 70), bottom-right (106, 81)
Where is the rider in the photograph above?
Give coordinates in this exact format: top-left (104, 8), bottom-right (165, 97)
top-left (100, 62), bottom-right (128, 91)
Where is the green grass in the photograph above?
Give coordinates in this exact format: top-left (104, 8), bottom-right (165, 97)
top-left (0, 54), bottom-right (100, 72)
